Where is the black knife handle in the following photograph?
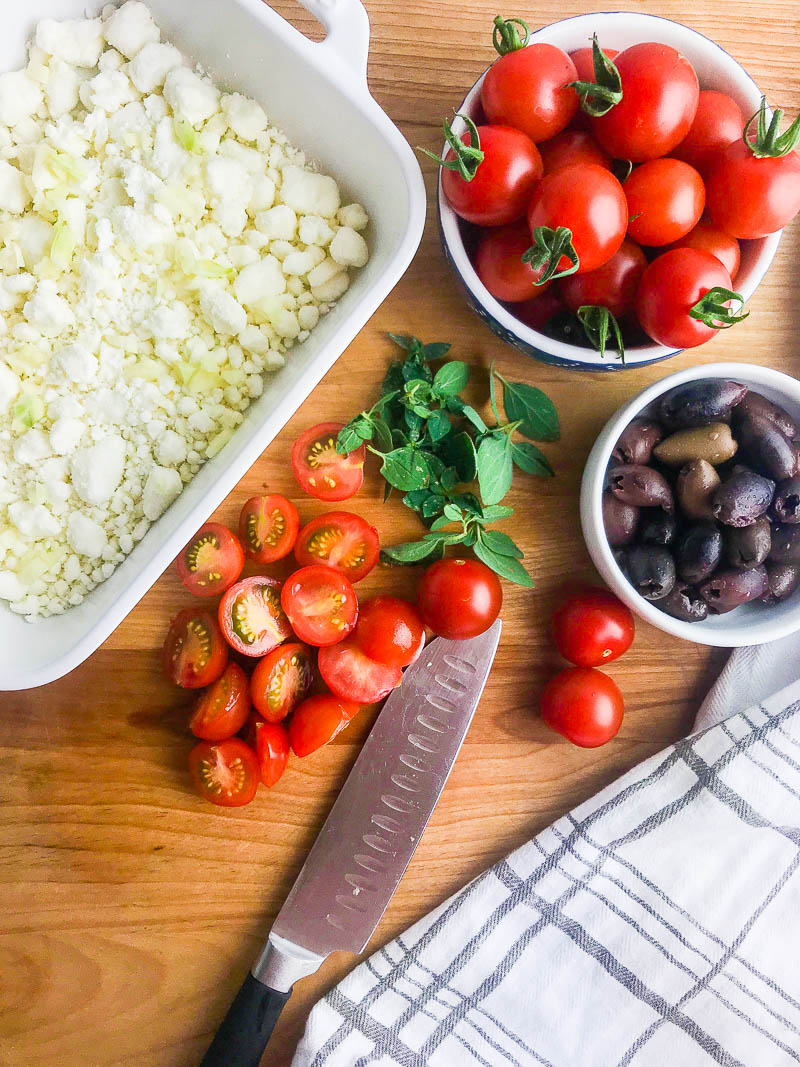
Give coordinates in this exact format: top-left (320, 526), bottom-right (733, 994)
top-left (200, 971), bottom-right (291, 1067)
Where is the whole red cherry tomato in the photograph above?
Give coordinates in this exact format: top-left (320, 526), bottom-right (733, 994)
top-left (559, 238), bottom-right (647, 319)
top-left (569, 44), bottom-right (620, 128)
top-left (636, 248), bottom-right (742, 349)
top-left (671, 89), bottom-right (744, 172)
top-left (474, 223), bottom-right (551, 303)
top-left (538, 129), bottom-right (611, 175)
top-left (482, 43), bottom-right (578, 143)
top-left (526, 163), bottom-right (627, 276)
top-left (552, 587), bottom-right (634, 667)
top-left (513, 290), bottom-right (564, 331)
top-left (417, 558), bottom-right (502, 640)
top-left (438, 123), bottom-right (543, 226)
top-left (624, 159), bottom-right (705, 246)
top-left (591, 43), bottom-right (699, 162)
top-left (352, 596), bottom-right (425, 669)
top-left (541, 667), bottom-right (624, 748)
top-left (664, 220), bottom-right (741, 281)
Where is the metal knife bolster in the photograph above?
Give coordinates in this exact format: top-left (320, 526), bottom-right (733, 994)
top-left (252, 934), bottom-right (325, 993)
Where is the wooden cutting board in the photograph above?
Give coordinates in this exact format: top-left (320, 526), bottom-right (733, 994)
top-left (1, 1), bottom-right (798, 1064)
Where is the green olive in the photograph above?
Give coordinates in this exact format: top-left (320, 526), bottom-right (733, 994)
top-left (653, 423), bottom-right (738, 467)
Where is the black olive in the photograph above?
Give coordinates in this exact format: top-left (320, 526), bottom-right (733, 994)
top-left (624, 545), bottom-right (676, 601)
top-left (699, 566), bottom-right (768, 613)
top-left (659, 583), bottom-right (710, 622)
top-left (675, 523), bottom-right (723, 584)
top-left (769, 524), bottom-right (800, 564)
top-left (659, 379), bottom-right (748, 428)
top-left (772, 476), bottom-right (800, 524)
top-left (736, 414), bottom-right (797, 482)
top-left (763, 562), bottom-right (800, 603)
top-left (612, 419), bottom-right (664, 465)
top-left (603, 491), bottom-right (639, 547)
top-left (608, 464), bottom-right (674, 512)
top-left (639, 509), bottom-right (678, 547)
top-left (725, 517), bottom-right (771, 570)
top-left (734, 391), bottom-right (798, 440)
top-left (712, 470), bottom-right (775, 527)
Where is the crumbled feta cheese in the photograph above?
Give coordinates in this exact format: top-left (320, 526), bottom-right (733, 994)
top-left (36, 18), bottom-right (105, 67)
top-left (221, 93), bottom-right (268, 141)
top-left (249, 175), bottom-right (276, 213)
top-left (164, 66), bottom-right (220, 125)
top-left (282, 247), bottom-right (326, 276)
top-left (128, 41), bottom-right (182, 93)
top-left (281, 165), bottom-right (340, 217)
top-left (330, 226), bottom-right (369, 268)
top-left (23, 283), bottom-right (75, 336)
top-left (50, 417), bottom-right (85, 455)
top-left (312, 271), bottom-right (350, 302)
top-left (0, 364), bottom-right (21, 412)
top-left (142, 465), bottom-right (182, 520)
top-left (200, 284), bottom-right (248, 335)
top-left (0, 71), bottom-right (43, 127)
top-left (103, 1), bottom-right (160, 59)
top-left (233, 256), bottom-right (287, 307)
top-left (256, 205), bottom-right (297, 240)
top-left (9, 501), bottom-right (61, 540)
top-left (70, 436), bottom-right (126, 505)
top-left (67, 512), bottom-right (107, 558)
top-left (0, 161), bottom-right (32, 214)
top-left (13, 428), bottom-right (51, 465)
top-left (299, 215), bottom-right (335, 247)
top-left (155, 429), bottom-right (187, 466)
top-left (338, 203), bottom-right (369, 231)
top-left (81, 70), bottom-right (137, 113)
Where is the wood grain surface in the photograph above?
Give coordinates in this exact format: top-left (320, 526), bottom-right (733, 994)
top-left (2, 2), bottom-right (799, 1065)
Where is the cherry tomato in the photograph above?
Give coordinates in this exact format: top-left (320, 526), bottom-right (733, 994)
top-left (513, 289), bottom-right (564, 331)
top-left (417, 558), bottom-right (502, 640)
top-left (569, 45), bottom-right (619, 81)
top-left (289, 694), bottom-right (361, 757)
top-left (218, 576), bottom-right (292, 657)
top-left (538, 129), bottom-right (611, 175)
top-left (246, 714), bottom-right (290, 787)
top-left (250, 642), bottom-right (314, 722)
top-left (526, 163), bottom-right (627, 275)
top-left (176, 522), bottom-right (244, 598)
top-left (591, 43), bottom-right (699, 162)
top-left (671, 89), bottom-right (744, 172)
top-left (474, 223), bottom-right (550, 303)
top-left (552, 587), bottom-right (634, 667)
top-left (482, 43), bottom-right (578, 143)
top-left (624, 158), bottom-right (705, 246)
top-left (353, 596), bottom-right (426, 669)
top-left (294, 511), bottom-right (379, 583)
top-left (541, 667), bottom-right (624, 748)
top-left (291, 422), bottom-right (365, 502)
top-left (318, 637), bottom-right (403, 704)
top-left (189, 662), bottom-right (251, 741)
top-left (163, 607), bottom-right (228, 689)
top-left (636, 247), bottom-right (734, 349)
top-left (440, 125), bottom-right (542, 226)
top-left (705, 140), bottom-right (800, 239)
top-left (559, 238), bottom-right (647, 318)
top-left (280, 564), bottom-right (358, 647)
top-left (188, 738), bottom-right (259, 806)
top-left (664, 220), bottom-right (740, 281)
top-left (238, 494), bottom-right (299, 564)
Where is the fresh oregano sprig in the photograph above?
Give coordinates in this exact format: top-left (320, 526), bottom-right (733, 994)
top-left (335, 337), bottom-right (559, 586)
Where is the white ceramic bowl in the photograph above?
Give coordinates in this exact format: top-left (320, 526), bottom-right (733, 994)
top-left (581, 363), bottom-right (800, 647)
top-left (438, 12), bottom-right (782, 371)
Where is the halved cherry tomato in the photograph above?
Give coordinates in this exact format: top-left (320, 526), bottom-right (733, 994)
top-left (591, 43), bottom-right (699, 162)
top-left (353, 597), bottom-right (425, 668)
top-left (246, 714), bottom-right (290, 787)
top-left (474, 224), bottom-right (551, 303)
top-left (218, 576), bottom-right (292, 657)
top-left (552, 587), bottom-right (634, 667)
top-left (417, 558), bottom-right (502, 640)
top-left (440, 125), bottom-right (543, 227)
top-left (190, 662), bottom-right (251, 741)
top-left (280, 565), bottom-right (358, 647)
top-left (188, 738), bottom-right (259, 806)
top-left (318, 637), bottom-right (402, 704)
top-left (482, 43), bottom-right (578, 143)
top-left (176, 522), bottom-right (244, 598)
top-left (538, 129), bottom-right (611, 176)
top-left (664, 220), bottom-right (741, 281)
top-left (625, 158), bottom-right (705, 246)
top-left (636, 247), bottom-right (735, 349)
top-left (672, 90), bottom-right (744, 172)
top-left (239, 494), bottom-right (299, 564)
top-left (291, 422), bottom-right (365, 502)
top-left (559, 238), bottom-right (647, 319)
top-left (294, 512), bottom-right (379, 583)
top-left (288, 694), bottom-right (361, 757)
top-left (163, 607), bottom-right (228, 689)
top-left (541, 667), bottom-right (624, 748)
top-left (250, 642), bottom-right (314, 722)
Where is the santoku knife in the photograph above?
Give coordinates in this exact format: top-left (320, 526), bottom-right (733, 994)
top-left (200, 619), bottom-right (502, 1067)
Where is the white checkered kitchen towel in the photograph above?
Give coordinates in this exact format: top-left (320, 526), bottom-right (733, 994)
top-left (293, 637), bottom-right (800, 1067)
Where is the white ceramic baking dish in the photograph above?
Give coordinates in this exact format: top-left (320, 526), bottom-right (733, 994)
top-left (0, 0), bottom-right (426, 690)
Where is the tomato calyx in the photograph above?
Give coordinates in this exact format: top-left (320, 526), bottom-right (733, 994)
top-left (419, 114), bottom-right (484, 181)
top-left (688, 286), bottom-right (749, 330)
top-left (743, 96), bottom-right (800, 159)
top-left (522, 225), bottom-right (580, 283)
top-left (567, 34), bottom-right (623, 117)
top-left (576, 305), bottom-right (625, 363)
top-left (492, 14), bottom-right (530, 55)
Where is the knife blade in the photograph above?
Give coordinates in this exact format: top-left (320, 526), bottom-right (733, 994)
top-left (200, 619), bottom-right (501, 1067)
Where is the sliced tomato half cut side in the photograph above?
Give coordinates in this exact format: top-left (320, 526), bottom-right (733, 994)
top-left (288, 694), bottom-right (361, 757)
top-left (280, 564), bottom-right (358, 647)
top-left (163, 607), bottom-right (229, 689)
top-left (218, 576), bottom-right (292, 657)
top-left (317, 637), bottom-right (403, 704)
top-left (250, 642), bottom-right (314, 722)
top-left (294, 511), bottom-right (379, 583)
top-left (239, 494), bottom-right (300, 564)
top-left (176, 522), bottom-right (245, 597)
top-left (246, 714), bottom-right (290, 787)
top-left (291, 422), bottom-right (365, 502)
top-left (188, 738), bottom-right (259, 806)
top-left (189, 662), bottom-right (251, 741)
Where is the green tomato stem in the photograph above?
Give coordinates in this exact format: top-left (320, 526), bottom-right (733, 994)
top-left (418, 113), bottom-right (484, 181)
top-left (521, 226), bottom-right (580, 283)
top-left (743, 96), bottom-right (800, 158)
top-left (492, 15), bottom-right (530, 55)
top-left (689, 287), bottom-right (749, 329)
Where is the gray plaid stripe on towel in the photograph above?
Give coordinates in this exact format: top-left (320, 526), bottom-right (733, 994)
top-left (294, 678), bottom-right (800, 1066)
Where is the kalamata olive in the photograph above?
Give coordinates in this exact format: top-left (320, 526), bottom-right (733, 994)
top-left (624, 545), bottom-right (676, 600)
top-left (736, 414), bottom-right (797, 481)
top-left (659, 379), bottom-right (747, 428)
top-left (659, 582), bottom-right (710, 622)
top-left (699, 566), bottom-right (768, 613)
top-left (653, 423), bottom-right (738, 466)
top-left (603, 491), bottom-right (639, 547)
top-left (675, 523), bottom-right (723, 584)
top-left (712, 470), bottom-right (775, 527)
top-left (611, 419), bottom-right (664, 465)
top-left (608, 464), bottom-right (674, 512)
top-left (769, 524), bottom-right (800, 563)
top-left (676, 460), bottom-right (721, 520)
top-left (639, 509), bottom-right (677, 547)
top-left (725, 516), bottom-right (771, 569)
top-left (763, 561), bottom-right (800, 602)
top-left (734, 391), bottom-right (798, 440)
top-left (772, 475), bottom-right (800, 524)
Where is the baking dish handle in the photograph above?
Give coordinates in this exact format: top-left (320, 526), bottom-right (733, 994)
top-left (295, 0), bottom-right (370, 83)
